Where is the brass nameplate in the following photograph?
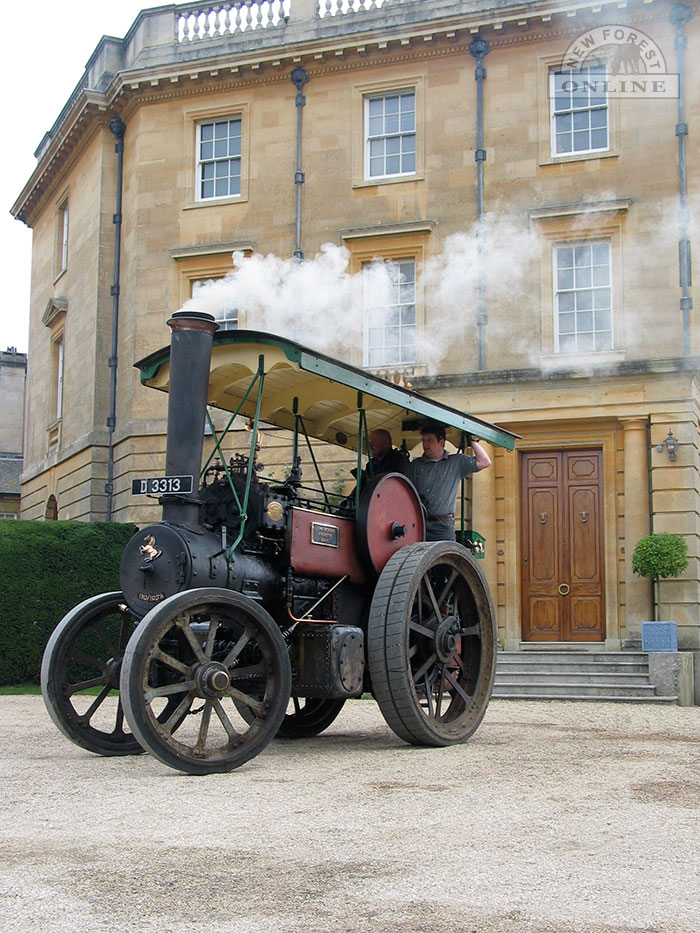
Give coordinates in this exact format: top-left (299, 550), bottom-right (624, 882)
top-left (311, 522), bottom-right (339, 548)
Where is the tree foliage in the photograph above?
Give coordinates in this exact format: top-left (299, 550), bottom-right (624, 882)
top-left (631, 533), bottom-right (688, 581)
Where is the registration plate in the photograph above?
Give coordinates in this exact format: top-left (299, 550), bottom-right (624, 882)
top-left (131, 475), bottom-right (194, 495)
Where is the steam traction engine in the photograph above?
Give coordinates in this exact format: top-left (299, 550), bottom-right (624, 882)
top-left (41, 313), bottom-right (517, 774)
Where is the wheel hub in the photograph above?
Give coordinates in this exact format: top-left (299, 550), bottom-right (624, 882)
top-left (195, 662), bottom-right (231, 697)
top-left (435, 617), bottom-right (460, 663)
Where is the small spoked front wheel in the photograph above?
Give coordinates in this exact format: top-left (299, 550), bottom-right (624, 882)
top-left (120, 588), bottom-right (291, 774)
top-left (368, 541), bottom-right (496, 746)
top-left (41, 592), bottom-right (143, 756)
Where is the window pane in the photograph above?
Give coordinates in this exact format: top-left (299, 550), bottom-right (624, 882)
top-left (576, 290), bottom-right (593, 311)
top-left (364, 259), bottom-right (416, 366)
top-left (558, 313), bottom-right (575, 334)
top-left (385, 114), bottom-right (399, 134)
top-left (559, 333), bottom-right (575, 353)
top-left (365, 91), bottom-right (416, 179)
top-left (574, 245), bottom-right (591, 265)
top-left (197, 118), bottom-right (242, 200)
top-left (551, 66), bottom-right (608, 157)
top-left (578, 311), bottom-right (593, 332)
top-left (555, 239), bottom-right (612, 354)
top-left (558, 292), bottom-right (575, 313)
top-left (558, 268), bottom-right (574, 290)
top-left (558, 247), bottom-right (573, 267)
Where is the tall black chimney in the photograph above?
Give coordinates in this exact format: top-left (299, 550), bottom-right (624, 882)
top-left (162, 311), bottom-right (218, 526)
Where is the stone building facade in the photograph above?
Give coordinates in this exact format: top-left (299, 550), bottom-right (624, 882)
top-left (0, 348), bottom-right (27, 518)
top-left (11, 0), bottom-right (699, 650)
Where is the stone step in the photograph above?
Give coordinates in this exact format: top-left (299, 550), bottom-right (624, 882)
top-left (497, 660), bottom-right (649, 674)
top-left (493, 681), bottom-right (659, 698)
top-left (490, 692), bottom-right (678, 704)
top-left (491, 649), bottom-right (681, 703)
top-left (495, 671), bottom-right (652, 686)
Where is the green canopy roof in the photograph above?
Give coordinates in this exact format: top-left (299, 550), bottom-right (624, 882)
top-left (136, 329), bottom-right (518, 453)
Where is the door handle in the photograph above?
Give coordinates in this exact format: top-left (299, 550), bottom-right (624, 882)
top-left (558, 583), bottom-right (570, 596)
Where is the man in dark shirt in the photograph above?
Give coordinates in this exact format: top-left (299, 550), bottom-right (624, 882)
top-left (364, 429), bottom-right (408, 481)
top-left (407, 422), bottom-right (491, 541)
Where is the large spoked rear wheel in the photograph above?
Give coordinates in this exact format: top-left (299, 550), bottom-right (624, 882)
top-left (368, 541), bottom-right (496, 747)
top-left (277, 698), bottom-right (346, 738)
top-left (41, 592), bottom-right (143, 756)
top-left (120, 588), bottom-right (291, 774)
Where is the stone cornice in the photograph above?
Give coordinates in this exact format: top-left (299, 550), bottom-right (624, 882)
top-left (412, 357), bottom-right (700, 391)
top-left (11, 0), bottom-right (669, 227)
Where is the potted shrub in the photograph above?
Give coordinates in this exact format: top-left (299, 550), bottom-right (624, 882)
top-left (632, 532), bottom-right (688, 622)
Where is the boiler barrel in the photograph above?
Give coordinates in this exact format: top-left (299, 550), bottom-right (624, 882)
top-left (163, 311), bottom-right (218, 526)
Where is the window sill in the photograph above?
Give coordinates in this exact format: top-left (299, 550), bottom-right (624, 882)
top-left (352, 173), bottom-right (424, 190)
top-left (184, 195), bottom-right (248, 210)
top-left (539, 150), bottom-right (619, 167)
top-left (364, 363), bottom-right (427, 383)
top-left (540, 349), bottom-right (625, 371)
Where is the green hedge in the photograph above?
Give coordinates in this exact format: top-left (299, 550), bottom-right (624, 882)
top-left (0, 520), bottom-right (137, 686)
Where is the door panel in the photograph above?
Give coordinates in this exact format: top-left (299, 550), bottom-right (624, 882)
top-left (521, 450), bottom-right (605, 642)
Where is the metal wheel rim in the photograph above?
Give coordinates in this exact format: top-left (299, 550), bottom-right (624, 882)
top-left (40, 592), bottom-right (142, 756)
top-left (120, 589), bottom-right (291, 774)
top-left (368, 542), bottom-right (496, 746)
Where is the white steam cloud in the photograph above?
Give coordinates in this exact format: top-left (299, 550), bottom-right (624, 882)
top-left (181, 215), bottom-right (539, 375)
top-left (181, 193), bottom-right (698, 375)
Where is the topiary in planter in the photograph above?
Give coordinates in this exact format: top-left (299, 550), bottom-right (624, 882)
top-left (632, 532), bottom-right (688, 622)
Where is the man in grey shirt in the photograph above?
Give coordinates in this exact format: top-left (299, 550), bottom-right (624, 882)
top-left (407, 422), bottom-right (492, 541)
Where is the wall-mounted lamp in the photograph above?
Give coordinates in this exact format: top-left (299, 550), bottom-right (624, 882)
top-left (656, 429), bottom-right (679, 461)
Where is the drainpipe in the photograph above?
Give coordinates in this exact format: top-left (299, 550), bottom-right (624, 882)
top-left (670, 4), bottom-right (693, 356)
top-left (470, 37), bottom-right (489, 371)
top-left (290, 67), bottom-right (309, 263)
top-left (105, 117), bottom-right (125, 521)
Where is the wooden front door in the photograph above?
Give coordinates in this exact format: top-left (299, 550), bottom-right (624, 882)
top-left (520, 450), bottom-right (605, 642)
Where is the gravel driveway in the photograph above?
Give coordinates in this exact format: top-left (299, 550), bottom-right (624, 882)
top-left (2, 696), bottom-right (699, 933)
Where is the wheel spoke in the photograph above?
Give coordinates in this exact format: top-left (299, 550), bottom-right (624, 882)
top-left (66, 674), bottom-right (109, 695)
top-left (227, 686), bottom-right (263, 715)
top-left (409, 619), bottom-right (435, 638)
top-left (422, 574), bottom-right (442, 622)
top-left (194, 702), bottom-right (213, 755)
top-left (413, 653), bottom-right (438, 684)
top-left (92, 621), bottom-right (118, 659)
top-left (118, 612), bottom-right (133, 651)
top-left (174, 614), bottom-right (207, 663)
top-left (212, 698), bottom-right (240, 740)
top-left (70, 649), bottom-right (107, 672)
top-left (459, 623), bottom-right (480, 637)
top-left (160, 691), bottom-right (195, 737)
top-left (204, 614), bottom-right (221, 660)
top-left (145, 680), bottom-right (196, 702)
top-left (221, 624), bottom-right (253, 668)
top-left (436, 569), bottom-right (458, 608)
top-left (153, 647), bottom-right (192, 676)
top-left (77, 683), bottom-right (112, 723)
top-left (114, 700), bottom-right (127, 737)
top-left (444, 667), bottom-right (472, 704)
